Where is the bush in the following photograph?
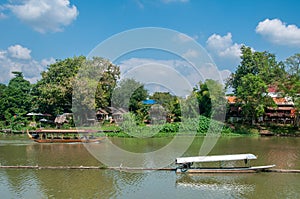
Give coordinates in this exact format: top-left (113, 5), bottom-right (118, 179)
top-left (160, 122), bottom-right (179, 133)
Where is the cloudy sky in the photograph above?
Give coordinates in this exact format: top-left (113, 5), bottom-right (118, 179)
top-left (0, 0), bottom-right (300, 84)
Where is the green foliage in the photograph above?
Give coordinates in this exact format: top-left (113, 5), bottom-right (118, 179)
top-left (112, 78), bottom-right (148, 112)
top-left (0, 72), bottom-right (32, 130)
top-left (33, 56), bottom-right (86, 116)
top-left (227, 46), bottom-right (283, 123)
top-left (191, 79), bottom-right (226, 120)
top-left (282, 54), bottom-right (300, 126)
top-left (151, 92), bottom-right (181, 121)
top-left (228, 46), bottom-right (284, 92)
top-left (181, 93), bottom-right (199, 118)
top-left (93, 57), bottom-right (120, 109)
top-left (34, 56), bottom-right (120, 125)
top-left (159, 122), bottom-right (179, 133)
top-left (119, 113), bottom-right (161, 137)
top-left (72, 57), bottom-right (120, 124)
top-left (193, 81), bottom-right (212, 117)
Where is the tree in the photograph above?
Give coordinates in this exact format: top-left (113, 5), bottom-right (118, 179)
top-left (228, 46), bottom-right (284, 94)
top-left (72, 57), bottom-right (120, 124)
top-left (193, 81), bottom-right (212, 117)
top-left (111, 78), bottom-right (148, 112)
top-left (34, 56), bottom-right (120, 120)
top-left (150, 92), bottom-right (181, 121)
top-left (94, 57), bottom-right (120, 109)
top-left (33, 56), bottom-right (86, 116)
top-left (236, 74), bottom-right (272, 123)
top-left (283, 54), bottom-right (300, 126)
top-left (226, 46), bottom-right (284, 123)
top-left (0, 72), bottom-right (32, 129)
top-left (0, 83), bottom-right (7, 120)
top-left (192, 79), bottom-right (226, 119)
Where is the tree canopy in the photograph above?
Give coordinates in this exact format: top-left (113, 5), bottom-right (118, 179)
top-left (150, 92), bottom-right (181, 121)
top-left (227, 46), bottom-right (286, 123)
top-left (0, 72), bottom-right (32, 129)
top-left (111, 78), bottom-right (148, 112)
top-left (33, 56), bottom-right (86, 116)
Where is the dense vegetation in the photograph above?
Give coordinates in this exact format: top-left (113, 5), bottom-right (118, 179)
top-left (0, 46), bottom-right (299, 135)
top-left (227, 46), bottom-right (300, 126)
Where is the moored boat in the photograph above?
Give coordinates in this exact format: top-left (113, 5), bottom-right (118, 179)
top-left (176, 153), bottom-right (275, 173)
top-left (27, 129), bottom-right (104, 143)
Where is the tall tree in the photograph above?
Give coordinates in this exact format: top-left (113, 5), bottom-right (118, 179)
top-left (0, 83), bottom-right (7, 120)
top-left (72, 57), bottom-right (120, 124)
top-left (226, 46), bottom-right (282, 123)
top-left (236, 74), bottom-right (271, 123)
top-left (228, 46), bottom-right (284, 93)
top-left (33, 56), bottom-right (86, 116)
top-left (193, 81), bottom-right (212, 117)
top-left (192, 79), bottom-right (225, 119)
top-left (282, 53), bottom-right (300, 126)
top-left (1, 72), bottom-right (32, 129)
top-left (151, 92), bottom-right (181, 121)
top-left (94, 57), bottom-right (121, 109)
top-left (111, 78), bottom-right (148, 112)
top-left (34, 56), bottom-right (120, 120)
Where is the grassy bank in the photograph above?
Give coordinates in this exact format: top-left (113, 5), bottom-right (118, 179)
top-left (2, 116), bottom-right (299, 138)
top-left (101, 116), bottom-right (255, 138)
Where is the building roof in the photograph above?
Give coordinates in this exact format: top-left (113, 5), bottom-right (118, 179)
top-left (142, 99), bottom-right (156, 105)
top-left (176, 154), bottom-right (257, 164)
top-left (226, 96), bottom-right (237, 104)
top-left (96, 108), bottom-right (109, 115)
top-left (272, 97), bottom-right (294, 105)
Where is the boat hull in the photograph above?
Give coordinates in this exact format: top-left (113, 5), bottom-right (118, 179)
top-left (27, 129), bottom-right (104, 143)
top-left (176, 165), bottom-right (276, 174)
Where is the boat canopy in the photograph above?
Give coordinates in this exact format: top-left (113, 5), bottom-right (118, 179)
top-left (35, 129), bottom-right (96, 133)
top-left (176, 154), bottom-right (257, 164)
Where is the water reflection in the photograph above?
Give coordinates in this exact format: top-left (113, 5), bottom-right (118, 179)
top-left (0, 136), bottom-right (299, 198)
top-left (176, 174), bottom-right (255, 198)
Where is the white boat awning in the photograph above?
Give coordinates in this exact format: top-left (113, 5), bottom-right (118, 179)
top-left (176, 154), bottom-right (257, 164)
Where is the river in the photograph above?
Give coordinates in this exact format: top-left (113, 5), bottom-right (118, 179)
top-left (0, 135), bottom-right (299, 198)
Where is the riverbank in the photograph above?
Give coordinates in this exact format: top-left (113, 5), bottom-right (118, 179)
top-left (1, 120), bottom-right (299, 138)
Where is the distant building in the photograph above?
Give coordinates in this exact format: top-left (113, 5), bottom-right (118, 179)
top-left (96, 107), bottom-right (128, 123)
top-left (225, 96), bottom-right (243, 122)
top-left (226, 93), bottom-right (296, 125)
top-left (96, 108), bottom-right (109, 121)
top-left (264, 96), bottom-right (295, 124)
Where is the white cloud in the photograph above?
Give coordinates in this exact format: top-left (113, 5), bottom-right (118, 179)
top-left (118, 58), bottom-right (202, 96)
top-left (0, 50), bottom-right (6, 59)
top-left (256, 18), bottom-right (300, 47)
top-left (175, 33), bottom-right (198, 43)
top-left (41, 57), bottom-right (56, 66)
top-left (8, 44), bottom-right (31, 59)
top-left (7, 0), bottom-right (78, 33)
top-left (0, 45), bottom-right (55, 84)
top-left (117, 57), bottom-right (228, 97)
top-left (0, 5), bottom-right (7, 19)
top-left (206, 33), bottom-right (242, 69)
top-left (182, 49), bottom-right (198, 58)
top-left (206, 33), bottom-right (242, 59)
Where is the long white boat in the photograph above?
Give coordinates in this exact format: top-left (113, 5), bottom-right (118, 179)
top-left (176, 153), bottom-right (275, 173)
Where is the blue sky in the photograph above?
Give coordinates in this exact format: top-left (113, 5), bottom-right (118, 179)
top-left (1, 0), bottom-right (300, 84)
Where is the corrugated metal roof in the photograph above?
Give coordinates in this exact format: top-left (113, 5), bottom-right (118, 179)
top-left (176, 154), bottom-right (257, 164)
